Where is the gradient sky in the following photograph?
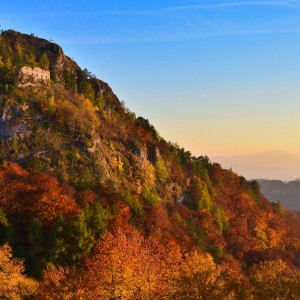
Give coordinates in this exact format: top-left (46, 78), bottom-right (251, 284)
top-left (2, 0), bottom-right (300, 156)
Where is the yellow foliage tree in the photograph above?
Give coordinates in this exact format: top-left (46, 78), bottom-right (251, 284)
top-left (155, 156), bottom-right (169, 183)
top-left (174, 250), bottom-right (238, 300)
top-left (250, 259), bottom-right (300, 300)
top-left (140, 160), bottom-right (156, 189)
top-left (0, 244), bottom-right (37, 299)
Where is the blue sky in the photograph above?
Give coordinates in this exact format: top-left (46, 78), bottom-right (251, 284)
top-left (2, 0), bottom-right (300, 156)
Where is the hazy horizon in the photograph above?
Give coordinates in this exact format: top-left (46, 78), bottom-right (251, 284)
top-left (212, 149), bottom-right (300, 181)
top-left (2, 1), bottom-right (300, 158)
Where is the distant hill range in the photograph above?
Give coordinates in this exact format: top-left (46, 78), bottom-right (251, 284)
top-left (257, 179), bottom-right (300, 212)
top-left (212, 150), bottom-right (300, 181)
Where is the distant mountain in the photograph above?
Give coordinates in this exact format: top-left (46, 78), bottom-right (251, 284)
top-left (212, 150), bottom-right (300, 181)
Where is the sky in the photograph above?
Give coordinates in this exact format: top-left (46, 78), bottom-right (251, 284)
top-left (2, 0), bottom-right (300, 157)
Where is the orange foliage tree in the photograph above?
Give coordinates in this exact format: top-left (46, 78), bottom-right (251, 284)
top-left (39, 227), bottom-right (182, 299)
top-left (85, 228), bottom-right (176, 299)
top-left (0, 163), bottom-right (78, 224)
top-left (37, 266), bottom-right (87, 300)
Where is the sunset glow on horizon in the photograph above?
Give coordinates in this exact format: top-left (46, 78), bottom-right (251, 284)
top-left (2, 0), bottom-right (300, 157)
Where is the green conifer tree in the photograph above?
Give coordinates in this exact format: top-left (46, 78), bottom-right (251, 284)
top-left (70, 210), bottom-right (94, 263)
top-left (39, 53), bottom-right (50, 70)
top-left (48, 214), bottom-right (68, 266)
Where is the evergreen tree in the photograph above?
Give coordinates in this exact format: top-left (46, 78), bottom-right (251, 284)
top-left (186, 177), bottom-right (212, 212)
top-left (0, 208), bottom-right (13, 244)
top-left (49, 62), bottom-right (57, 82)
top-left (83, 202), bottom-right (108, 240)
top-left (70, 210), bottom-right (94, 263)
top-left (39, 53), bottom-right (50, 69)
top-left (28, 218), bottom-right (43, 276)
top-left (48, 214), bottom-right (68, 266)
top-left (63, 69), bottom-right (77, 91)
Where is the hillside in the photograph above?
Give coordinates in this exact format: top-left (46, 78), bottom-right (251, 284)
top-left (0, 30), bottom-right (300, 299)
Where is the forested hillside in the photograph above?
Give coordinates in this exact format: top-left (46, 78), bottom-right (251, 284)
top-left (0, 30), bottom-right (300, 299)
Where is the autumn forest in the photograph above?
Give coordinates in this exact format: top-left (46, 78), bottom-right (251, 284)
top-left (0, 30), bottom-right (300, 299)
